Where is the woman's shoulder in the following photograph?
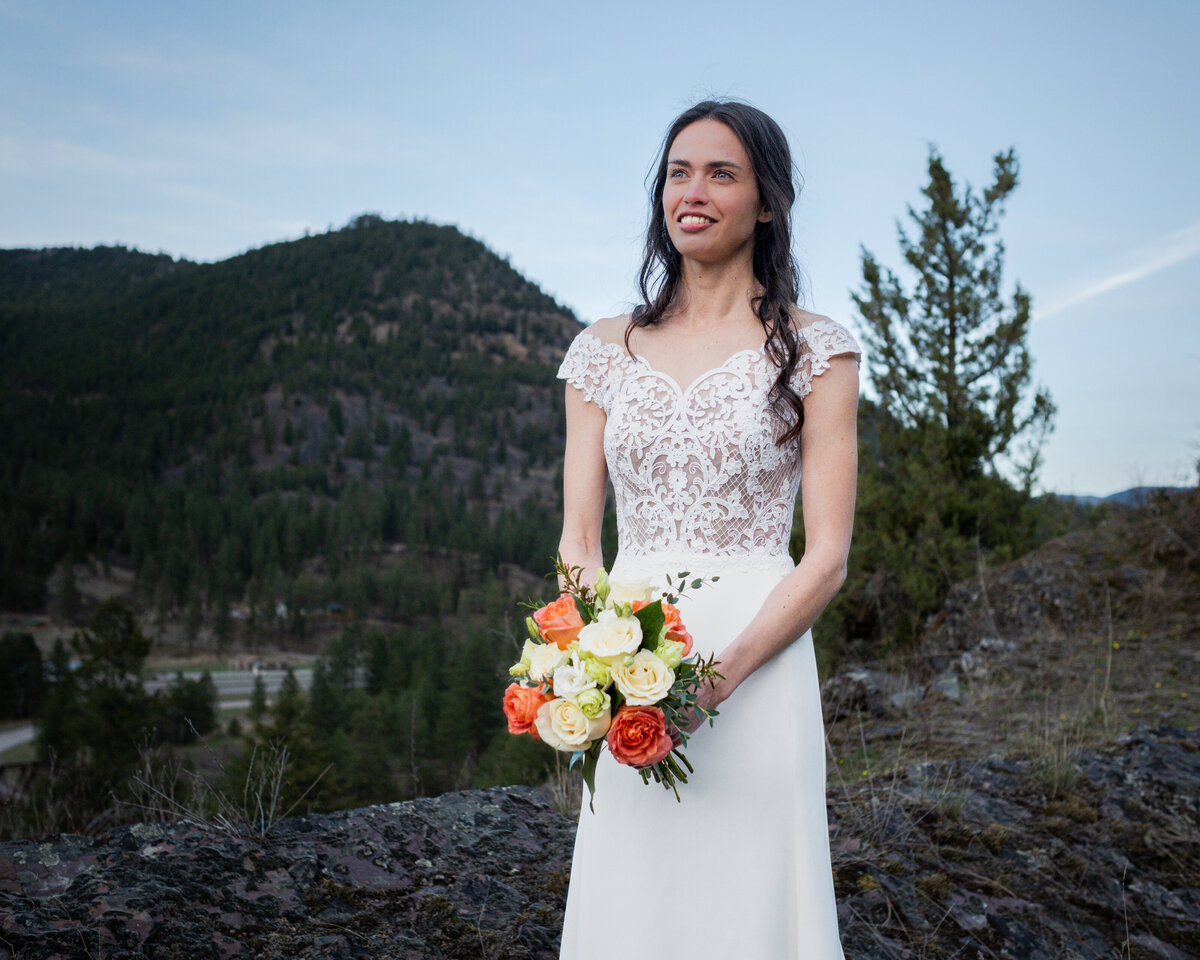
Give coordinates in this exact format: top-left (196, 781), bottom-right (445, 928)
top-left (787, 307), bottom-right (840, 333)
top-left (575, 313), bottom-right (633, 347)
top-left (787, 308), bottom-right (861, 359)
top-left (558, 314), bottom-right (635, 408)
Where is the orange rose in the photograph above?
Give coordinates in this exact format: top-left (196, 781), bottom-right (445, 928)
top-left (503, 683), bottom-right (551, 739)
top-left (606, 705), bottom-right (674, 768)
top-left (632, 599), bottom-right (693, 657)
top-left (533, 595), bottom-right (585, 650)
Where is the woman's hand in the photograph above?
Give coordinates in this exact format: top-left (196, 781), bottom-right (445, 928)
top-left (678, 676), bottom-right (729, 734)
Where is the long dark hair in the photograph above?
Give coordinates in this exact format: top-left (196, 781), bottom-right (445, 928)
top-left (626, 99), bottom-right (806, 445)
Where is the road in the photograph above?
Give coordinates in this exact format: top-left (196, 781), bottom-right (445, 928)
top-left (0, 668), bottom-right (315, 756)
top-left (144, 667), bottom-right (313, 699)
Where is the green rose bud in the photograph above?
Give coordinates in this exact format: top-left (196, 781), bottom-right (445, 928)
top-left (525, 616), bottom-right (542, 642)
top-left (575, 686), bottom-right (611, 719)
top-left (579, 653), bottom-right (611, 688)
top-left (655, 638), bottom-right (685, 669)
top-left (508, 662), bottom-right (529, 677)
top-left (594, 567), bottom-right (610, 604)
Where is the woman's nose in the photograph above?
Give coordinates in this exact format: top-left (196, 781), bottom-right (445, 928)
top-left (682, 176), bottom-right (708, 204)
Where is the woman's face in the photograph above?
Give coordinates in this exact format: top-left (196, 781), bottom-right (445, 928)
top-left (662, 118), bottom-right (770, 265)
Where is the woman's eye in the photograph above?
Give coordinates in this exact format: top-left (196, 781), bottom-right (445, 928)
top-left (713, 170), bottom-right (732, 180)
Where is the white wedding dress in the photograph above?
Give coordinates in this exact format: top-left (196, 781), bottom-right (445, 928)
top-left (555, 318), bottom-right (860, 960)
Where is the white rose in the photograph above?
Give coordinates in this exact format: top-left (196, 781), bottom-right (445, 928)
top-left (611, 649), bottom-right (675, 705)
top-left (534, 697), bottom-right (611, 750)
top-left (527, 642), bottom-right (569, 682)
top-left (576, 609), bottom-right (642, 663)
top-left (607, 575), bottom-right (654, 607)
top-left (552, 658), bottom-right (597, 702)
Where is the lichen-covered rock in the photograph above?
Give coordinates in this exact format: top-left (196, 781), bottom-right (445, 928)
top-left (2, 730), bottom-right (1197, 959)
top-left (0, 786), bottom-right (575, 959)
top-left (830, 725), bottom-right (1200, 959)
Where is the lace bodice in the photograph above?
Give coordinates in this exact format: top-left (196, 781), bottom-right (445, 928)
top-left (557, 319), bottom-right (861, 573)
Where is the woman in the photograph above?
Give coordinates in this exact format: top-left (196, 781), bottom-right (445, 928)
top-left (555, 100), bottom-right (859, 959)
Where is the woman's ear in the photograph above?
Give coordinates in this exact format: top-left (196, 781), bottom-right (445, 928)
top-left (757, 205), bottom-right (773, 223)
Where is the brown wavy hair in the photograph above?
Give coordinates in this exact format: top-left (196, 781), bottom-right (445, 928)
top-left (625, 99), bottom-right (806, 444)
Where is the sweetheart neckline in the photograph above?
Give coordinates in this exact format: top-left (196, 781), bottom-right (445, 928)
top-left (574, 330), bottom-right (767, 396)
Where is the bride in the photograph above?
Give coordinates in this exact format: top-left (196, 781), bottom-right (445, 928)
top-left (554, 99), bottom-right (859, 959)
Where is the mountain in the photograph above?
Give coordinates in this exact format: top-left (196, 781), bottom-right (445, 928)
top-left (1058, 486), bottom-right (1192, 509)
top-left (0, 215), bottom-right (583, 621)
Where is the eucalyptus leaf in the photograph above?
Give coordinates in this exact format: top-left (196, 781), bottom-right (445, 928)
top-left (581, 744), bottom-right (600, 813)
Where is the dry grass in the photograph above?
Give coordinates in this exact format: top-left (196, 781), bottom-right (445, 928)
top-left (123, 735), bottom-right (332, 838)
top-left (538, 752), bottom-right (583, 821)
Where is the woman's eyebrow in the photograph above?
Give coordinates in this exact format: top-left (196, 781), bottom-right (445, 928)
top-left (667, 158), bottom-right (745, 172)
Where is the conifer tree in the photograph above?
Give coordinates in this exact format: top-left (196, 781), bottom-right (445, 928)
top-left (839, 149), bottom-right (1057, 646)
top-left (249, 673), bottom-right (269, 726)
top-left (853, 148), bottom-right (1054, 487)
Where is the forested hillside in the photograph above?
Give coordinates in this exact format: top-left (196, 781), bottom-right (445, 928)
top-left (0, 215), bottom-right (581, 627)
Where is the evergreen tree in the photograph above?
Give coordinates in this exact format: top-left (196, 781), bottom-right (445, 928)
top-left (840, 149), bottom-right (1057, 646)
top-left (248, 673), bottom-right (269, 726)
top-left (853, 148), bottom-right (1054, 486)
top-left (159, 670), bottom-right (218, 743)
top-left (0, 631), bottom-right (44, 719)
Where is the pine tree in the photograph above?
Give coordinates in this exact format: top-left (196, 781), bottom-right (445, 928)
top-left (853, 148), bottom-right (1054, 487)
top-left (839, 149), bottom-right (1057, 647)
top-left (249, 673), bottom-right (269, 726)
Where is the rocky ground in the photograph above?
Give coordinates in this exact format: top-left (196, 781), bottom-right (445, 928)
top-left (0, 787), bottom-right (574, 959)
top-left (829, 724), bottom-right (1200, 959)
top-left (1, 727), bottom-right (1197, 959)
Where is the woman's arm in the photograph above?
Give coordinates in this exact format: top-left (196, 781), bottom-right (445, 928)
top-left (684, 354), bottom-right (859, 727)
top-left (558, 384), bottom-right (609, 590)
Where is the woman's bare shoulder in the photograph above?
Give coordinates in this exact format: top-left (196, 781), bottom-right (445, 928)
top-left (787, 306), bottom-right (836, 330)
top-left (581, 313), bottom-right (634, 346)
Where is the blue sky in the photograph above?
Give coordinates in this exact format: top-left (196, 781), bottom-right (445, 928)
top-left (2, 0), bottom-right (1197, 496)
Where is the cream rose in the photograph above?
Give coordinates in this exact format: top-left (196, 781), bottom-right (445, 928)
top-left (534, 697), bottom-right (611, 750)
top-left (576, 609), bottom-right (642, 663)
top-left (526, 641), bottom-right (569, 682)
top-left (607, 575), bottom-right (654, 608)
top-left (611, 649), bottom-right (675, 705)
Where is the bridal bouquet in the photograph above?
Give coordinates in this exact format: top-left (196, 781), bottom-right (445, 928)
top-left (502, 556), bottom-right (721, 807)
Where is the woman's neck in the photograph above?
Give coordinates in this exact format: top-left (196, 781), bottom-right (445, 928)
top-left (672, 255), bottom-right (761, 332)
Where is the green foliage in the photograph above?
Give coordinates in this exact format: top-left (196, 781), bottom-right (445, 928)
top-left (853, 148), bottom-right (1054, 487)
top-left (0, 216), bottom-right (576, 616)
top-left (6, 599), bottom-right (219, 837)
top-left (249, 673), bottom-right (268, 724)
top-left (829, 150), bottom-right (1059, 649)
top-left (227, 608), bottom-right (532, 814)
top-left (159, 671), bottom-right (218, 743)
top-left (0, 631), bottom-right (44, 719)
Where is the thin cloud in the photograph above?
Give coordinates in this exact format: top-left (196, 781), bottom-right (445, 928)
top-left (1037, 220), bottom-right (1200, 320)
top-left (0, 134), bottom-right (165, 178)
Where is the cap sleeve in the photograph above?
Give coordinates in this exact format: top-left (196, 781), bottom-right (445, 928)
top-left (791, 319), bottom-right (862, 399)
top-left (557, 330), bottom-right (621, 413)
